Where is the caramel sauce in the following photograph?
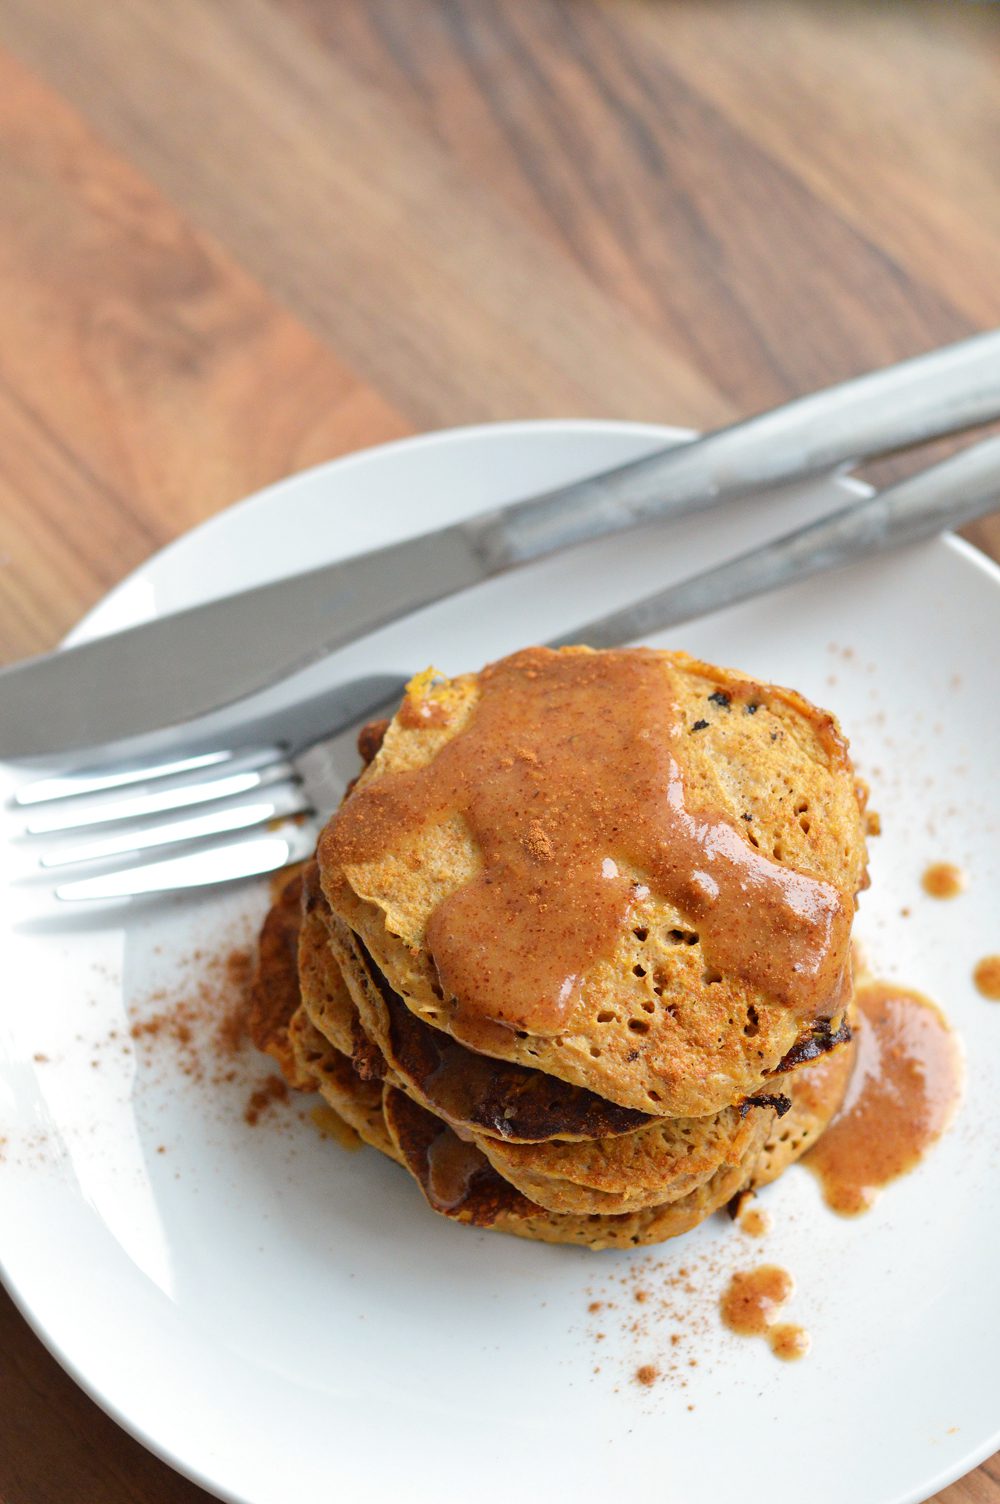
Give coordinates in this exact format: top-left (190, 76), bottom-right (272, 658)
top-left (769, 1323), bottom-right (810, 1361)
top-left (327, 649), bottom-right (851, 1041)
top-left (921, 862), bottom-right (967, 899)
top-left (804, 980), bottom-right (961, 1215)
top-left (425, 1129), bottom-right (484, 1211)
top-left (720, 1265), bottom-right (793, 1337)
top-left (973, 956), bottom-right (1000, 1001)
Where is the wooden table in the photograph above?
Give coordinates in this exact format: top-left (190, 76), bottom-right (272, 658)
top-left (0, 2), bottom-right (997, 1499)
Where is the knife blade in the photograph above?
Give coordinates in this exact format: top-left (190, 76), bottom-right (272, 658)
top-left (2, 329), bottom-right (999, 758)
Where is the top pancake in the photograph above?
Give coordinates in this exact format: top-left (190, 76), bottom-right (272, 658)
top-left (319, 647), bottom-right (868, 1118)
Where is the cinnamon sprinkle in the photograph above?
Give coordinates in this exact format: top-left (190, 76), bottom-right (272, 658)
top-left (126, 939), bottom-right (294, 1127)
top-left (244, 1074), bottom-right (289, 1126)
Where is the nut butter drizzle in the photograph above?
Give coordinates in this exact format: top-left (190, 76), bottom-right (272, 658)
top-left (425, 1129), bottom-right (486, 1212)
top-left (327, 649), bottom-right (850, 1041)
top-left (804, 979), bottom-right (962, 1215)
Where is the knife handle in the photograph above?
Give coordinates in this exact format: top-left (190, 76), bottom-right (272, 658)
top-left (550, 432), bottom-right (1000, 649)
top-left (465, 329), bottom-right (1000, 571)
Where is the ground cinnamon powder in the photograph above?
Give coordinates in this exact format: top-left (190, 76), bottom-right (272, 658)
top-left (244, 1074), bottom-right (289, 1126)
top-left (126, 939), bottom-right (293, 1128)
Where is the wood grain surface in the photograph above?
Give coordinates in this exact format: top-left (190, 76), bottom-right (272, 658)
top-left (0, 2), bottom-right (997, 1500)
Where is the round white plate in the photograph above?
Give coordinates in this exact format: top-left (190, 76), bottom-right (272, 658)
top-left (2, 422), bottom-right (999, 1504)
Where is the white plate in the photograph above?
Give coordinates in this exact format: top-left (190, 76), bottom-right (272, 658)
top-left (2, 421), bottom-right (999, 1504)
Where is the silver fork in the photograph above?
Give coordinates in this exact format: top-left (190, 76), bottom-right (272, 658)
top-left (8, 674), bottom-right (411, 901)
top-left (11, 431), bottom-right (1000, 902)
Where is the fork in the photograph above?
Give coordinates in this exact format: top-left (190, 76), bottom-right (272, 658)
top-left (11, 431), bottom-right (1000, 902)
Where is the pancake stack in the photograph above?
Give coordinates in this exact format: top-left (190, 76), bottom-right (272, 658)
top-left (250, 647), bottom-right (868, 1250)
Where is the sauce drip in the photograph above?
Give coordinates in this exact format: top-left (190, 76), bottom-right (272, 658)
top-left (327, 649), bottom-right (850, 1040)
top-left (973, 956), bottom-right (1000, 1001)
top-left (921, 862), bottom-right (967, 899)
top-left (804, 980), bottom-right (961, 1215)
top-left (739, 1203), bottom-right (772, 1238)
top-left (425, 1129), bottom-right (484, 1211)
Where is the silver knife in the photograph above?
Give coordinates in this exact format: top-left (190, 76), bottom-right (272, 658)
top-left (2, 330), bottom-right (1000, 757)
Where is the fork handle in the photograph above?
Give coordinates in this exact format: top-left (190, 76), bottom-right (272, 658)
top-left (470, 330), bottom-right (1000, 570)
top-left (551, 433), bottom-right (1000, 648)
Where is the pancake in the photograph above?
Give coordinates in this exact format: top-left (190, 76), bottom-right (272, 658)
top-left (750, 1021), bottom-right (859, 1188)
top-left (298, 861), bottom-right (356, 1057)
top-left (474, 1100), bottom-right (775, 1216)
top-left (287, 1005), bottom-right (401, 1163)
top-left (382, 1086), bottom-right (772, 1250)
top-left (319, 648), bottom-right (868, 1118)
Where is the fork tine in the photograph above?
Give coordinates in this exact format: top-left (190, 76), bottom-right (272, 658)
top-left (23, 759), bottom-right (296, 835)
top-left (38, 785), bottom-right (312, 868)
top-left (54, 824), bottom-right (317, 901)
top-left (13, 745), bottom-right (284, 806)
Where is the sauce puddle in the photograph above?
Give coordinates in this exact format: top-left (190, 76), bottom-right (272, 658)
top-left (738, 1201), bottom-right (772, 1239)
top-left (720, 1265), bottom-right (808, 1360)
top-left (804, 979), bottom-right (962, 1214)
